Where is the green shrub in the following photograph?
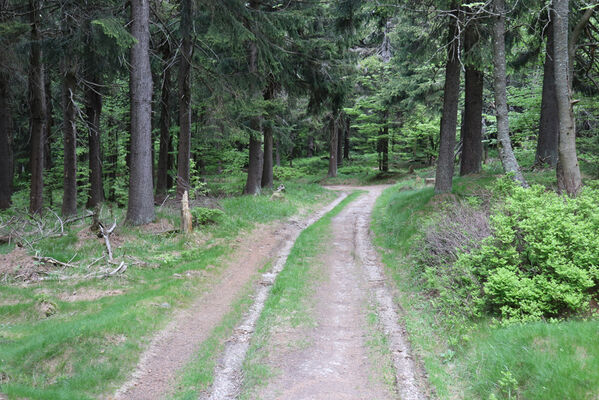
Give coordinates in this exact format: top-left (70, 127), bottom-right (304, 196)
top-left (458, 183), bottom-right (599, 322)
top-left (273, 166), bottom-right (302, 181)
top-left (190, 207), bottom-right (225, 225)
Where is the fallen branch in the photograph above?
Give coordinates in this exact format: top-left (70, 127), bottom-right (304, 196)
top-left (33, 256), bottom-right (77, 268)
top-left (99, 220), bottom-right (117, 262)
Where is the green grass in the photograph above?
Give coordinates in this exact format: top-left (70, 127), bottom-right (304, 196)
top-left (465, 320), bottom-right (599, 399)
top-left (0, 184), bottom-right (335, 399)
top-left (239, 191), bottom-right (364, 399)
top-left (371, 174), bottom-right (599, 399)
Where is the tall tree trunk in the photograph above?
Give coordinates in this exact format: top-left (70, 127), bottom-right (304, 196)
top-left (275, 138), bottom-right (281, 167)
top-left (327, 114), bottom-right (338, 178)
top-left (156, 45), bottom-right (172, 196)
top-left (243, 3), bottom-right (262, 195)
top-left (28, 0), bottom-right (45, 214)
top-left (261, 121), bottom-right (273, 188)
top-left (86, 76), bottom-right (105, 208)
top-left (261, 85), bottom-right (274, 188)
top-left (337, 117), bottom-right (343, 168)
top-left (344, 116), bottom-right (350, 160)
top-left (307, 136), bottom-right (314, 157)
top-left (381, 127), bottom-right (389, 172)
top-left (434, 3), bottom-right (460, 194)
top-left (176, 0), bottom-right (192, 199)
top-left (0, 64), bottom-right (12, 210)
top-left (460, 20), bottom-right (484, 175)
top-left (492, 0), bottom-right (527, 186)
top-left (126, 0), bottom-right (155, 225)
top-left (44, 69), bottom-right (53, 171)
top-left (536, 19), bottom-right (559, 168)
top-left (61, 64), bottom-right (78, 217)
top-left (554, 0), bottom-right (582, 195)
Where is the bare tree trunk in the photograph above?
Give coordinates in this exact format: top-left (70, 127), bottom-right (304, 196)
top-left (261, 85), bottom-right (275, 188)
top-left (44, 69), bottom-right (53, 172)
top-left (381, 127), bottom-right (389, 172)
top-left (61, 64), bottom-right (78, 217)
top-left (176, 0), bottom-right (192, 199)
top-left (344, 116), bottom-right (350, 160)
top-left (460, 19), bottom-right (484, 176)
top-left (86, 75), bottom-right (105, 208)
top-left (243, 3), bottom-right (262, 195)
top-left (492, 0), bottom-right (527, 186)
top-left (275, 138), bottom-right (281, 167)
top-left (28, 0), bottom-right (45, 214)
top-left (327, 114), bottom-right (338, 178)
top-left (536, 19), bottom-right (559, 168)
top-left (0, 63), bottom-right (12, 210)
top-left (156, 45), bottom-right (172, 196)
top-left (434, 3), bottom-right (460, 194)
top-left (554, 0), bottom-right (582, 195)
top-left (126, 0), bottom-right (155, 225)
top-left (245, 132), bottom-right (262, 194)
top-left (337, 115), bottom-right (343, 168)
top-left (307, 136), bottom-right (314, 157)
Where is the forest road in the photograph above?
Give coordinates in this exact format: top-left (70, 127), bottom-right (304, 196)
top-left (206, 185), bottom-right (428, 400)
top-left (112, 192), bottom-right (347, 400)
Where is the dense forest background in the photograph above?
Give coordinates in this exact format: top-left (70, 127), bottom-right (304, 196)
top-left (1, 0), bottom-right (598, 222)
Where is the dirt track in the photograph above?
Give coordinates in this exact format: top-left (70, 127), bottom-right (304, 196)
top-left (114, 186), bottom-right (427, 400)
top-left (113, 195), bottom-right (346, 400)
top-left (205, 186), bottom-right (427, 400)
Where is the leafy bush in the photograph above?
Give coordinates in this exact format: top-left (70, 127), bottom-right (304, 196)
top-left (461, 183), bottom-right (599, 322)
top-left (190, 207), bottom-right (225, 225)
top-left (420, 180), bottom-right (599, 323)
top-left (273, 166), bottom-right (302, 181)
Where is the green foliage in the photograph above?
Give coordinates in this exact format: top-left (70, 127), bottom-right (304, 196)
top-left (457, 183), bottom-right (599, 322)
top-left (273, 166), bottom-right (302, 181)
top-left (191, 207), bottom-right (225, 225)
top-left (91, 18), bottom-right (137, 49)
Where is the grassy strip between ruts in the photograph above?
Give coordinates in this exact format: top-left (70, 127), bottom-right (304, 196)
top-left (238, 191), bottom-right (364, 400)
top-left (0, 183), bottom-right (335, 400)
top-left (371, 177), bottom-right (599, 400)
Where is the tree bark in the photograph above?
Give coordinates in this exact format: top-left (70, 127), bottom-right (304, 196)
top-left (61, 64), bottom-right (78, 217)
top-left (460, 20), bottom-right (484, 176)
top-left (536, 19), bottom-right (559, 168)
top-left (434, 4), bottom-right (460, 194)
top-left (176, 0), bottom-right (192, 199)
top-left (307, 136), bottom-right (314, 157)
top-left (554, 0), bottom-right (582, 195)
top-left (243, 3), bottom-right (263, 195)
top-left (327, 114), bottom-right (338, 178)
top-left (337, 115), bottom-right (343, 168)
top-left (275, 137), bottom-right (281, 167)
top-left (245, 131), bottom-right (262, 194)
top-left (156, 47), bottom-right (172, 196)
top-left (28, 0), bottom-right (45, 214)
top-left (44, 69), bottom-right (53, 172)
top-left (85, 75), bottom-right (105, 208)
top-left (261, 85), bottom-right (275, 188)
top-left (126, 0), bottom-right (155, 225)
top-left (492, 0), bottom-right (527, 186)
top-left (0, 61), bottom-right (12, 210)
top-left (344, 116), bottom-right (350, 160)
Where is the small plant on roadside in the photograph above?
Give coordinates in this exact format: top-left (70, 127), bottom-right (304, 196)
top-left (191, 207), bottom-right (225, 226)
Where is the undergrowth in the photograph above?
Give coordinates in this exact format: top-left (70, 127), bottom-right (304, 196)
top-left (372, 172), bottom-right (599, 399)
